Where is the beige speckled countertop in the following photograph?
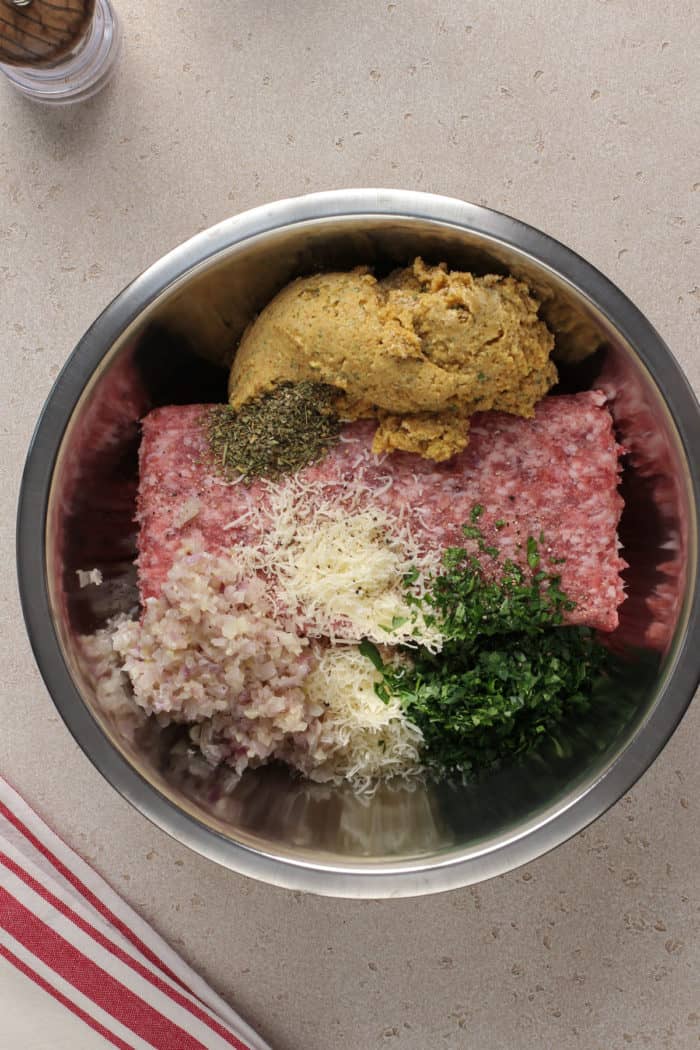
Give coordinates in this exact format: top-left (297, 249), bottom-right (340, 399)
top-left (1, 2), bottom-right (699, 1048)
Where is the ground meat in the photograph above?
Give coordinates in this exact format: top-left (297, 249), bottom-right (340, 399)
top-left (137, 392), bottom-right (626, 632)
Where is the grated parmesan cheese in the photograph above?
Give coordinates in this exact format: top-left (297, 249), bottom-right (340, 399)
top-left (300, 645), bottom-right (424, 795)
top-left (257, 480), bottom-right (444, 651)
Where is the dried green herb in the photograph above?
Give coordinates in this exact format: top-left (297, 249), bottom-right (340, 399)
top-left (205, 382), bottom-right (341, 481)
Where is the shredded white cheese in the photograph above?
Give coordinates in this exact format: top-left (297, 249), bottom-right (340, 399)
top-left (256, 478), bottom-right (444, 650)
top-left (301, 645), bottom-right (424, 795)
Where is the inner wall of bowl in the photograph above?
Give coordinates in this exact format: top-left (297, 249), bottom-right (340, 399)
top-left (47, 217), bottom-right (693, 865)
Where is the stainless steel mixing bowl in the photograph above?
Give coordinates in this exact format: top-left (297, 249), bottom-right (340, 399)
top-left (17, 190), bottom-right (700, 897)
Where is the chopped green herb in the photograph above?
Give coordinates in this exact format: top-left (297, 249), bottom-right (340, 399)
top-left (527, 535), bottom-right (540, 571)
top-left (384, 625), bottom-right (604, 778)
top-left (462, 525), bottom-right (482, 541)
top-left (379, 619), bottom-right (409, 633)
top-left (372, 512), bottom-right (607, 779)
top-left (359, 639), bottom-right (385, 672)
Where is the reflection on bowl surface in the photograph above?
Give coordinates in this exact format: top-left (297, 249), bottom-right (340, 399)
top-left (19, 191), bottom-right (700, 896)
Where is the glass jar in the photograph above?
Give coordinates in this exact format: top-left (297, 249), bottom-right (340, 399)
top-left (0, 0), bottom-right (122, 105)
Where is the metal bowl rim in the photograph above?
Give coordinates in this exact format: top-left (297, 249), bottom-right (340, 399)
top-left (16, 188), bottom-right (700, 897)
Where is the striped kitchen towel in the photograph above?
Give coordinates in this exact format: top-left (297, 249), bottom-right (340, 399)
top-left (0, 776), bottom-right (272, 1050)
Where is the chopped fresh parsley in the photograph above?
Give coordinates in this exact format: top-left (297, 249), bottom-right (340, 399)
top-left (369, 517), bottom-right (608, 779)
top-left (526, 535), bottom-right (540, 571)
top-left (359, 638), bottom-right (385, 672)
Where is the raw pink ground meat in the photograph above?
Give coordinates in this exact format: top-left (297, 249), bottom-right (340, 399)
top-left (137, 392), bottom-right (626, 632)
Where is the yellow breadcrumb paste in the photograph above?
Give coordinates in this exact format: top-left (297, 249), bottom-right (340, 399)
top-left (228, 257), bottom-right (557, 461)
